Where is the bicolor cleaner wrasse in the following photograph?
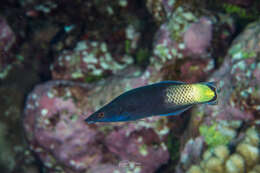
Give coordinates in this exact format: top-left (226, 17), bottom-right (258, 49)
top-left (85, 81), bottom-right (218, 124)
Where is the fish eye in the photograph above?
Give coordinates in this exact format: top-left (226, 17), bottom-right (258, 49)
top-left (97, 112), bottom-right (105, 118)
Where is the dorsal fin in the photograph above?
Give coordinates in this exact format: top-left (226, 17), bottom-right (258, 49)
top-left (200, 81), bottom-right (216, 89)
top-left (157, 81), bottom-right (186, 85)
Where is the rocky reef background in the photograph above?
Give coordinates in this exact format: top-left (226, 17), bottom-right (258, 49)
top-left (0, 0), bottom-right (260, 173)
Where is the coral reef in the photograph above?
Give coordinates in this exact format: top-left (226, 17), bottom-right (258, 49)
top-left (1, 0), bottom-right (260, 172)
top-left (205, 20), bottom-right (260, 122)
top-left (186, 127), bottom-right (260, 173)
top-left (176, 19), bottom-right (260, 173)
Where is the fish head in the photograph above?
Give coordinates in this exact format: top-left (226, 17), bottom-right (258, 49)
top-left (85, 103), bottom-right (129, 123)
top-left (194, 82), bottom-right (218, 104)
top-left (85, 110), bottom-right (106, 124)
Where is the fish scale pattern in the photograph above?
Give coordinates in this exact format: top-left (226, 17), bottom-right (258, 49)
top-left (165, 85), bottom-right (195, 105)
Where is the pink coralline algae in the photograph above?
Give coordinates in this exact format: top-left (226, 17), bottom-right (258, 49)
top-left (183, 17), bottom-right (212, 55)
top-left (23, 67), bottom-right (170, 173)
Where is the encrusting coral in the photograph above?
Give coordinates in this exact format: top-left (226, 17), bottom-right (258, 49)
top-left (187, 127), bottom-right (260, 173)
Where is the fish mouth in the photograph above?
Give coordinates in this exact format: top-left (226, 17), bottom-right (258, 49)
top-left (84, 116), bottom-right (96, 124)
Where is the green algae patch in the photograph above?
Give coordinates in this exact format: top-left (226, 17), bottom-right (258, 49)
top-left (199, 123), bottom-right (231, 148)
top-left (223, 3), bottom-right (260, 20)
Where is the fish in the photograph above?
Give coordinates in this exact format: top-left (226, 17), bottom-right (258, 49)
top-left (85, 81), bottom-right (218, 124)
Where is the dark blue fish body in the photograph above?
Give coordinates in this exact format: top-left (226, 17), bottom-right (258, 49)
top-left (85, 81), bottom-right (217, 123)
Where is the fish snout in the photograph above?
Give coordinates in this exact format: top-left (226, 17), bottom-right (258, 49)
top-left (85, 115), bottom-right (96, 124)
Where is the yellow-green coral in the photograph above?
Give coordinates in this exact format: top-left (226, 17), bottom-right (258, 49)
top-left (199, 123), bottom-right (231, 148)
top-left (187, 127), bottom-right (260, 173)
